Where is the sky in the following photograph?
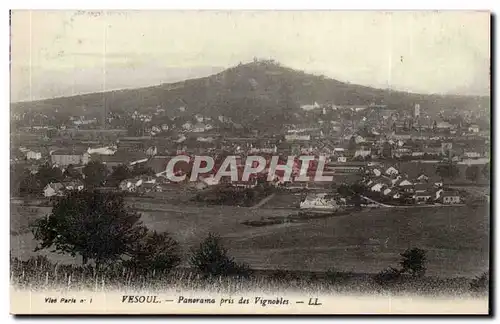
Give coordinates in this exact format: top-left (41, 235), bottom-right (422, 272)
top-left (10, 10), bottom-right (491, 102)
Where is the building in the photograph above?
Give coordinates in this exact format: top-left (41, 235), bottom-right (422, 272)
top-left (93, 151), bottom-right (149, 170)
top-left (437, 122), bottom-right (453, 130)
top-left (416, 174), bottom-right (429, 182)
top-left (146, 146), bottom-right (158, 157)
top-left (62, 180), bottom-right (85, 191)
top-left (441, 192), bottom-right (461, 204)
top-left (51, 149), bottom-right (90, 167)
top-left (87, 146), bottom-right (117, 156)
top-left (414, 104), bottom-right (421, 118)
top-left (464, 151), bottom-right (482, 159)
top-left (385, 166), bottom-right (399, 176)
top-left (43, 182), bottom-right (64, 197)
top-left (468, 125), bottom-right (480, 133)
top-left (414, 191), bottom-right (432, 204)
top-left (325, 162), bottom-right (365, 174)
top-left (26, 150), bottom-right (42, 160)
top-left (285, 134), bottom-right (311, 141)
top-left (441, 142), bottom-right (453, 156)
top-left (300, 102), bottom-right (320, 111)
top-left (354, 149), bottom-right (371, 158)
top-left (299, 193), bottom-right (342, 210)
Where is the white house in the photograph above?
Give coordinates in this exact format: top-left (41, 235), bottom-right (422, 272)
top-left (372, 168), bottom-right (382, 177)
top-left (437, 121), bottom-right (453, 129)
top-left (192, 123), bottom-right (207, 133)
top-left (300, 193), bottom-right (341, 211)
top-left (182, 122), bottom-right (193, 130)
top-left (441, 192), bottom-right (461, 204)
top-left (417, 174), bottom-right (429, 182)
top-left (468, 125), bottom-right (480, 133)
top-left (146, 146), bottom-right (158, 157)
top-left (26, 150), bottom-right (42, 160)
top-left (285, 134), bottom-right (311, 141)
top-left (194, 114), bottom-right (205, 123)
top-left (383, 188), bottom-right (392, 196)
top-left (391, 175), bottom-right (403, 186)
top-left (385, 166), bottom-right (399, 176)
top-left (62, 180), bottom-right (84, 191)
top-left (464, 152), bottom-right (481, 159)
top-left (300, 102), bottom-right (320, 111)
top-left (337, 157), bottom-right (347, 163)
top-left (396, 179), bottom-right (413, 187)
top-left (370, 183), bottom-right (385, 192)
top-left (355, 135), bottom-right (366, 144)
top-left (44, 183), bottom-right (64, 197)
top-left (354, 149), bottom-right (371, 158)
top-left (414, 191), bottom-right (432, 204)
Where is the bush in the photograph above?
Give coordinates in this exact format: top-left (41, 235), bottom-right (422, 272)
top-left (470, 272), bottom-right (489, 294)
top-left (189, 233), bottom-right (251, 278)
top-left (124, 230), bottom-right (181, 276)
top-left (270, 269), bottom-right (301, 283)
top-left (400, 248), bottom-right (427, 277)
top-left (325, 268), bottom-right (354, 284)
top-left (374, 267), bottom-right (402, 286)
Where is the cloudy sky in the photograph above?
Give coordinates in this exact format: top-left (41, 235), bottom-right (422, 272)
top-left (10, 10), bottom-right (490, 102)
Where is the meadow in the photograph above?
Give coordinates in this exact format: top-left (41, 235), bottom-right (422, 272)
top-left (10, 190), bottom-right (489, 279)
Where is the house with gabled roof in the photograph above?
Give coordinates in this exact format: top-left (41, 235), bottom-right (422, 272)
top-left (43, 182), bottom-right (65, 197)
top-left (440, 191), bottom-right (461, 204)
top-left (416, 173), bottom-right (429, 182)
top-left (62, 180), bottom-right (84, 191)
top-left (414, 191), bottom-right (433, 204)
top-left (385, 166), bottom-right (399, 176)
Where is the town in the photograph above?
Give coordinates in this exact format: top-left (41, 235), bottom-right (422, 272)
top-left (11, 94), bottom-right (490, 211)
top-left (9, 60), bottom-right (490, 288)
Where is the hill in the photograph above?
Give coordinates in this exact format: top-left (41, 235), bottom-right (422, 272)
top-left (11, 60), bottom-right (490, 128)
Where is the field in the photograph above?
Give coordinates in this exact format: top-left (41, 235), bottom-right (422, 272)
top-left (10, 189), bottom-right (490, 279)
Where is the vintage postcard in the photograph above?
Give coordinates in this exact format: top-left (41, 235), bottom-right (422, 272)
top-left (9, 10), bottom-right (491, 315)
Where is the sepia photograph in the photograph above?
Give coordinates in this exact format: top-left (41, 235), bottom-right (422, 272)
top-left (9, 9), bottom-right (491, 315)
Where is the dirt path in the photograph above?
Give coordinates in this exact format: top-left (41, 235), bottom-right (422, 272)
top-left (250, 193), bottom-right (276, 209)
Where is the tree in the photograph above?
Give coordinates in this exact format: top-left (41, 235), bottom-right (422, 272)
top-left (10, 164), bottom-right (31, 196)
top-left (37, 163), bottom-right (64, 187)
top-left (482, 163), bottom-right (490, 179)
top-left (465, 165), bottom-right (480, 182)
top-left (391, 122), bottom-right (397, 132)
top-left (31, 191), bottom-right (147, 268)
top-left (63, 164), bottom-right (82, 180)
top-left (131, 164), bottom-right (155, 177)
top-left (125, 230), bottom-right (181, 274)
top-left (374, 267), bottom-right (401, 286)
top-left (470, 272), bottom-right (489, 293)
top-left (348, 136), bottom-right (357, 150)
top-left (337, 184), bottom-right (351, 197)
top-left (381, 142), bottom-right (393, 159)
top-left (19, 173), bottom-right (42, 196)
top-left (436, 163), bottom-right (460, 179)
top-left (108, 164), bottom-right (131, 187)
top-left (83, 161), bottom-right (108, 187)
top-left (189, 233), bottom-right (251, 278)
top-left (400, 248), bottom-right (427, 277)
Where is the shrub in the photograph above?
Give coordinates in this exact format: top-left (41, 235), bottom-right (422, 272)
top-left (124, 230), bottom-right (181, 276)
top-left (189, 233), bottom-right (251, 278)
top-left (374, 267), bottom-right (402, 286)
top-left (325, 268), bottom-right (354, 284)
top-left (470, 272), bottom-right (489, 294)
top-left (400, 248), bottom-right (427, 277)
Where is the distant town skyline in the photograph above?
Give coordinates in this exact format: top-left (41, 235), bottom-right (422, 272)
top-left (10, 10), bottom-right (490, 102)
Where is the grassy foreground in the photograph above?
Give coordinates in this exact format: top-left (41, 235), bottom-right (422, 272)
top-left (10, 255), bottom-right (488, 297)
